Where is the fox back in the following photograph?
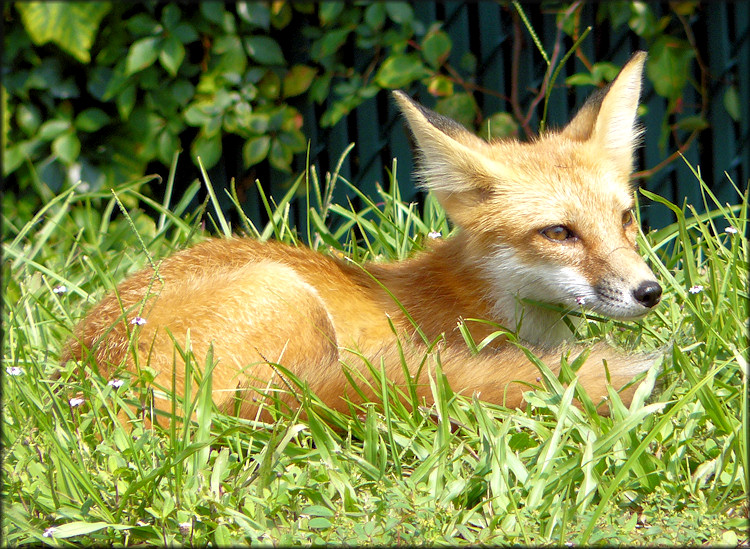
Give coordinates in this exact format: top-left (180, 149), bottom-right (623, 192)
top-left (63, 52), bottom-right (662, 422)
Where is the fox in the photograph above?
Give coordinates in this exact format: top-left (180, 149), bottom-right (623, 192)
top-left (62, 51), bottom-right (662, 422)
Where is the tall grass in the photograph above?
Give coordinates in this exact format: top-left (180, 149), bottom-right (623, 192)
top-left (2, 153), bottom-right (747, 545)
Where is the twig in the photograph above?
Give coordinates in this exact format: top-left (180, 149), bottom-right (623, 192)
top-left (520, 2), bottom-right (585, 134)
top-left (632, 130), bottom-right (700, 181)
top-left (634, 11), bottom-right (708, 180)
top-left (510, 8), bottom-right (533, 138)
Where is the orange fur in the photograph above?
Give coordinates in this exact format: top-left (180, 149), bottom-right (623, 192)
top-left (62, 52), bottom-right (662, 422)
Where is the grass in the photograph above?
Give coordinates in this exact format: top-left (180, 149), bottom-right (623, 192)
top-left (2, 152), bottom-right (748, 546)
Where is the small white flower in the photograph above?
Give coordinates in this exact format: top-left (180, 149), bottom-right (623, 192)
top-left (427, 231), bottom-right (442, 239)
top-left (130, 316), bottom-right (147, 326)
top-left (108, 378), bottom-right (124, 389)
top-left (43, 527), bottom-right (56, 538)
top-left (576, 296), bottom-right (586, 306)
top-left (53, 285), bottom-right (68, 294)
top-left (179, 522), bottom-right (191, 536)
top-left (724, 226), bottom-right (738, 234)
top-left (69, 397), bottom-right (84, 408)
top-left (6, 366), bottom-right (23, 376)
top-left (689, 285), bottom-right (704, 294)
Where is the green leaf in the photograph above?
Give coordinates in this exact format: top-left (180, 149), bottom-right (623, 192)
top-left (385, 2), bottom-right (414, 24)
top-left (171, 22), bottom-right (199, 44)
top-left (364, 3), bottom-right (386, 29)
top-left (52, 132), bottom-right (81, 164)
top-left (302, 505), bottom-right (335, 517)
top-left (566, 62), bottom-right (620, 87)
top-left (101, 61), bottom-right (129, 101)
top-left (320, 100), bottom-right (351, 127)
top-left (375, 54), bottom-right (429, 89)
top-left (125, 37), bottom-right (162, 76)
top-left (722, 530), bottom-right (739, 546)
top-left (161, 4), bottom-right (180, 29)
top-left (308, 517), bottom-right (333, 529)
top-left (3, 143), bottom-right (29, 175)
top-left (565, 73), bottom-right (595, 86)
top-left (244, 36), bottom-right (285, 66)
top-left (213, 523), bottom-right (230, 546)
top-left (191, 132), bottom-right (222, 170)
top-left (485, 112), bottom-right (518, 140)
top-left (599, 1), bottom-right (631, 30)
top-left (268, 138), bottom-right (292, 171)
top-left (675, 116), bottom-right (709, 132)
top-left (38, 119), bottom-right (71, 141)
top-left (421, 29), bottom-right (451, 68)
top-left (426, 75), bottom-right (454, 97)
top-left (116, 83), bottom-right (137, 120)
top-left (45, 521), bottom-right (122, 539)
top-left (628, 2), bottom-right (660, 38)
top-left (16, 2), bottom-right (111, 63)
top-left (435, 92), bottom-right (477, 129)
top-left (171, 79), bottom-right (195, 106)
top-left (237, 2), bottom-right (270, 30)
top-left (646, 37), bottom-right (694, 101)
top-left (159, 36), bottom-right (185, 77)
top-left (723, 86), bottom-right (740, 122)
top-left (126, 13), bottom-right (160, 36)
top-left (591, 62), bottom-right (620, 83)
top-left (74, 108), bottom-right (110, 132)
top-left (310, 73), bottom-right (332, 104)
top-left (270, 1), bottom-right (292, 29)
top-left (258, 70), bottom-right (282, 99)
top-left (242, 135), bottom-right (271, 167)
top-left (246, 113), bottom-right (270, 134)
top-left (283, 65), bottom-right (317, 98)
top-left (184, 102), bottom-right (215, 127)
top-left (278, 129), bottom-right (307, 152)
top-left (157, 130), bottom-right (180, 165)
top-left (557, 6), bottom-right (578, 36)
top-left (211, 35), bottom-right (248, 80)
top-left (319, 2), bottom-right (346, 26)
top-left (200, 3), bottom-right (227, 26)
top-left (312, 28), bottom-right (350, 60)
top-left (459, 52), bottom-right (477, 73)
top-left (15, 104), bottom-right (42, 136)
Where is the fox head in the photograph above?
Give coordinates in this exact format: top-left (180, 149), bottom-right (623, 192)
top-left (394, 52), bottom-right (662, 339)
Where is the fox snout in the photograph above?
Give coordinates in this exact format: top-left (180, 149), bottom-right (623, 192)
top-left (632, 280), bottom-right (662, 309)
top-left (590, 254), bottom-right (662, 320)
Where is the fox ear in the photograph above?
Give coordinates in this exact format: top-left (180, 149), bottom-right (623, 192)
top-left (562, 51), bottom-right (647, 172)
top-left (393, 91), bottom-right (493, 201)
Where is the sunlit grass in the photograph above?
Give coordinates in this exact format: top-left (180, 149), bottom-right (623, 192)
top-left (2, 152), bottom-right (747, 545)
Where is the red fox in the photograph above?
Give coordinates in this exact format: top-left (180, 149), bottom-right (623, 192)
top-left (63, 51), bottom-right (662, 421)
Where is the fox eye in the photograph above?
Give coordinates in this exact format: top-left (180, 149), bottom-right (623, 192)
top-left (622, 210), bottom-right (634, 228)
top-left (541, 225), bottom-right (576, 242)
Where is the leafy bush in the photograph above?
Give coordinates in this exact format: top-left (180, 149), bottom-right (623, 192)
top-left (3, 1), bottom-right (717, 230)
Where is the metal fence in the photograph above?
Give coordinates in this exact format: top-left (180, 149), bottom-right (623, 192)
top-left (210, 2), bottom-right (749, 232)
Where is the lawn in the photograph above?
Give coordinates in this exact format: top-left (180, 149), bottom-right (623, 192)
top-left (2, 154), bottom-right (747, 546)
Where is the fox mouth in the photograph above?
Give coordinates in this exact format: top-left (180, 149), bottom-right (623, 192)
top-left (588, 280), bottom-right (662, 319)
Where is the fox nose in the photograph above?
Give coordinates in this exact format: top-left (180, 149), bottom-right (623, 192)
top-left (633, 281), bottom-right (662, 308)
